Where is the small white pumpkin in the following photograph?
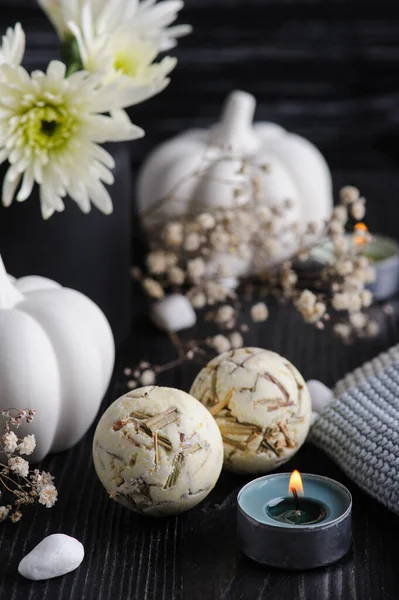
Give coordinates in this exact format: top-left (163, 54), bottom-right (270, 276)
top-left (137, 90), bottom-right (333, 274)
top-left (0, 254), bottom-right (115, 462)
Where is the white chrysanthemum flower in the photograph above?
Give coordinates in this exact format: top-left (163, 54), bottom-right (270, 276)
top-left (69, 10), bottom-right (176, 99)
top-left (0, 58), bottom-right (145, 218)
top-left (38, 0), bottom-right (191, 51)
top-left (0, 23), bottom-right (25, 67)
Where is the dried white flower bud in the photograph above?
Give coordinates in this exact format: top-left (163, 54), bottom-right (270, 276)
top-left (190, 293), bottom-right (207, 309)
top-left (0, 506), bottom-right (9, 521)
top-left (165, 252), bottom-right (178, 267)
top-left (340, 186), bottom-right (360, 204)
top-left (210, 229), bottom-right (230, 251)
top-left (216, 305), bottom-right (235, 324)
top-left (354, 255), bottom-right (368, 269)
top-left (18, 434), bottom-right (36, 456)
top-left (297, 290), bottom-right (317, 311)
top-left (366, 320), bottom-right (379, 337)
top-left (204, 281), bottom-right (229, 303)
top-left (197, 213), bottom-right (216, 230)
top-left (361, 289), bottom-right (373, 308)
top-left (336, 260), bottom-right (353, 276)
top-left (342, 275), bottom-right (363, 293)
top-left (239, 243), bottom-right (252, 261)
top-left (250, 302), bottom-right (269, 323)
top-left (329, 220), bottom-right (345, 235)
top-left (147, 250), bottom-right (168, 275)
top-left (333, 206), bottom-right (348, 223)
top-left (142, 278), bottom-right (165, 299)
top-left (168, 266), bottom-right (185, 286)
top-left (211, 335), bottom-right (231, 353)
top-left (184, 232), bottom-right (201, 252)
top-left (281, 270), bottom-right (298, 288)
top-left (8, 456), bottom-right (29, 478)
top-left (263, 239), bottom-right (280, 256)
top-left (349, 312), bottom-right (367, 329)
top-left (351, 199), bottom-right (366, 221)
top-left (187, 258), bottom-right (206, 281)
top-left (140, 370), bottom-right (156, 386)
top-left (332, 293), bottom-right (350, 311)
top-left (297, 290), bottom-right (326, 323)
top-left (38, 484), bottom-right (58, 508)
top-left (229, 332), bottom-right (244, 349)
top-left (2, 431), bottom-right (18, 454)
top-left (163, 222), bottom-right (184, 248)
top-left (333, 323), bottom-right (352, 339)
top-left (333, 235), bottom-right (348, 254)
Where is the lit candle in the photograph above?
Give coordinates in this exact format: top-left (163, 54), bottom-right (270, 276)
top-left (237, 471), bottom-right (352, 569)
top-left (356, 230), bottom-right (399, 301)
top-left (312, 225), bottom-right (399, 301)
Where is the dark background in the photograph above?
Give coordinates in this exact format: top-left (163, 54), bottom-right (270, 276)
top-left (4, 0), bottom-right (399, 235)
top-left (1, 1), bottom-right (399, 599)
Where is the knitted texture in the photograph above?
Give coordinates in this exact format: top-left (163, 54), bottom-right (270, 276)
top-left (310, 344), bottom-right (399, 514)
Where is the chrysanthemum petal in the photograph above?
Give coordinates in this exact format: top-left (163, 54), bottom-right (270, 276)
top-left (2, 169), bottom-right (21, 206)
top-left (0, 23), bottom-right (26, 67)
top-left (16, 167), bottom-right (34, 202)
top-left (46, 60), bottom-right (67, 80)
top-left (87, 179), bottom-right (113, 214)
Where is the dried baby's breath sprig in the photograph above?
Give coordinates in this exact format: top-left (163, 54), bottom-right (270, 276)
top-left (135, 150), bottom-right (378, 343)
top-left (0, 409), bottom-right (57, 522)
top-left (130, 154), bottom-right (383, 384)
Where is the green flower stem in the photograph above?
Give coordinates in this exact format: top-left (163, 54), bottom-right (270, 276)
top-left (61, 37), bottom-right (84, 77)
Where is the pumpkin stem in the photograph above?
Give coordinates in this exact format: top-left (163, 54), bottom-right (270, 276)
top-left (0, 254), bottom-right (24, 309)
top-left (211, 90), bottom-right (258, 152)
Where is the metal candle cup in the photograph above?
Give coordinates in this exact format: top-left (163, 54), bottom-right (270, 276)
top-left (237, 472), bottom-right (352, 570)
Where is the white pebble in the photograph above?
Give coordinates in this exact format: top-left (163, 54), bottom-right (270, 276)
top-left (18, 534), bottom-right (84, 581)
top-left (150, 294), bottom-right (196, 332)
top-left (307, 380), bottom-right (334, 415)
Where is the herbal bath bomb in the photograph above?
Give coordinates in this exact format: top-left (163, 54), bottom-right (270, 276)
top-left (190, 347), bottom-right (311, 474)
top-left (93, 386), bottom-right (224, 516)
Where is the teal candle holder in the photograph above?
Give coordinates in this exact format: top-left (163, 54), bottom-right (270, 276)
top-left (237, 473), bottom-right (352, 570)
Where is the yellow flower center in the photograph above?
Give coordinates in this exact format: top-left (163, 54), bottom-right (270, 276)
top-left (18, 102), bottom-right (79, 154)
top-left (113, 51), bottom-right (142, 78)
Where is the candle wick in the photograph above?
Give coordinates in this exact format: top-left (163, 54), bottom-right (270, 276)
top-left (290, 486), bottom-right (301, 513)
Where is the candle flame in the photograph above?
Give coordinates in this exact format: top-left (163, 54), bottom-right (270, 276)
top-left (353, 222), bottom-right (369, 247)
top-left (289, 470), bottom-right (304, 496)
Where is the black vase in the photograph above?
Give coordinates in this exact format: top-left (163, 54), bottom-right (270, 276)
top-left (0, 143), bottom-right (132, 347)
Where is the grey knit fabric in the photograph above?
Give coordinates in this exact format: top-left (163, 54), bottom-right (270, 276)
top-left (310, 344), bottom-right (399, 514)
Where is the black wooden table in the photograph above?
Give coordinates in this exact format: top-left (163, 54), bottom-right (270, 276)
top-left (1, 299), bottom-right (399, 600)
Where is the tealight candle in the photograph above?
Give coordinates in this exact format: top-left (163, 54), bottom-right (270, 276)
top-left (360, 235), bottom-right (399, 300)
top-left (312, 232), bottom-right (399, 301)
top-left (237, 471), bottom-right (352, 570)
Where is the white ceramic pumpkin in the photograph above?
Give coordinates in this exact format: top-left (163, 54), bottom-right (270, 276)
top-left (0, 254), bottom-right (115, 462)
top-left (137, 90), bottom-right (333, 274)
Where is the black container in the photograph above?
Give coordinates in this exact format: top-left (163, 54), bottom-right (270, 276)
top-left (0, 143), bottom-right (132, 347)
